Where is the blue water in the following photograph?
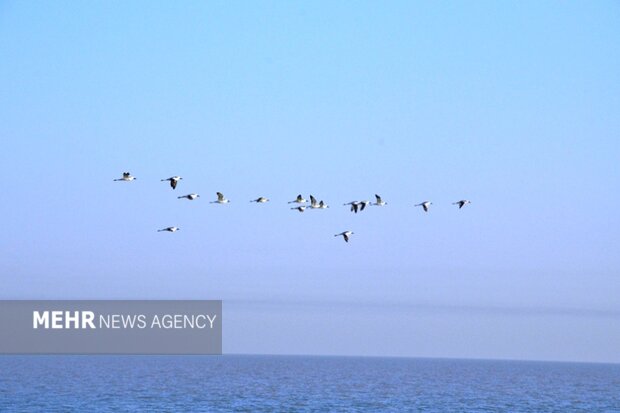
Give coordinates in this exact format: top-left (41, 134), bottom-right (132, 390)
top-left (0, 355), bottom-right (618, 412)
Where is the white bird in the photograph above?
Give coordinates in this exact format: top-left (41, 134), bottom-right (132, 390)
top-left (344, 200), bottom-right (369, 213)
top-left (358, 200), bottom-right (371, 211)
top-left (318, 200), bottom-right (329, 209)
top-left (453, 200), bottom-right (471, 209)
top-left (334, 231), bottom-right (354, 243)
top-left (288, 194), bottom-right (307, 204)
top-left (308, 195), bottom-right (321, 209)
top-left (161, 176), bottom-right (182, 190)
top-left (291, 206), bottom-right (306, 213)
top-left (372, 194), bottom-right (387, 206)
top-left (415, 201), bottom-right (432, 212)
top-left (114, 172), bottom-right (136, 182)
top-left (158, 226), bottom-right (180, 232)
top-left (250, 197), bottom-right (269, 203)
top-left (343, 201), bottom-right (360, 213)
top-left (211, 192), bottom-right (230, 204)
top-left (178, 193), bottom-right (200, 200)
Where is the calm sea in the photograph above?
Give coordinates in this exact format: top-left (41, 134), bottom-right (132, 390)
top-left (0, 355), bottom-right (618, 412)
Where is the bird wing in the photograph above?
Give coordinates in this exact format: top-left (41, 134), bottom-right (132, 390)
top-left (344, 234), bottom-right (349, 242)
top-left (360, 202), bottom-right (367, 211)
top-left (375, 194), bottom-right (382, 203)
top-left (423, 204), bottom-right (428, 211)
top-left (310, 195), bottom-right (316, 205)
top-left (171, 180), bottom-right (177, 189)
top-left (217, 192), bottom-right (224, 201)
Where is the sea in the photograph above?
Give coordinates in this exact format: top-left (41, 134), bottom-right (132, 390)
top-left (0, 355), bottom-right (618, 412)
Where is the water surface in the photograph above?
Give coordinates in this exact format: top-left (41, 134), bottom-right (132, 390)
top-left (0, 355), bottom-right (618, 412)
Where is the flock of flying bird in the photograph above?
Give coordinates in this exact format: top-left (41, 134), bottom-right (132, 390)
top-left (114, 172), bottom-right (472, 242)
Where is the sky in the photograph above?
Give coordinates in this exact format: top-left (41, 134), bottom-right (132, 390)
top-left (0, 1), bottom-right (619, 363)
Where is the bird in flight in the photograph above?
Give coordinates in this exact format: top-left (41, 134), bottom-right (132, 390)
top-left (114, 172), bottom-right (136, 182)
top-left (291, 206), bottom-right (306, 213)
top-left (335, 231), bottom-right (354, 243)
top-left (318, 200), bottom-right (329, 209)
top-left (250, 197), bottom-right (269, 203)
top-left (161, 176), bottom-right (182, 190)
top-left (415, 201), bottom-right (432, 212)
top-left (358, 200), bottom-right (370, 211)
top-left (211, 192), bottom-right (230, 204)
top-left (344, 200), bottom-right (369, 213)
top-left (343, 201), bottom-right (360, 213)
top-left (372, 194), bottom-right (387, 206)
top-left (308, 195), bottom-right (321, 209)
top-left (453, 200), bottom-right (471, 209)
top-left (178, 193), bottom-right (200, 200)
top-left (288, 194), bottom-right (307, 204)
top-left (158, 226), bottom-right (180, 232)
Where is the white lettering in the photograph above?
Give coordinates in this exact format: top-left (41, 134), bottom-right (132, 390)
top-left (51, 311), bottom-right (63, 329)
top-left (33, 311), bottom-right (49, 329)
top-left (82, 311), bottom-right (95, 329)
top-left (65, 311), bottom-right (80, 329)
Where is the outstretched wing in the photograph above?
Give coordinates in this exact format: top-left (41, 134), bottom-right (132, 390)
top-left (375, 194), bottom-right (382, 203)
top-left (171, 180), bottom-right (177, 189)
top-left (217, 192), bottom-right (224, 201)
top-left (343, 234), bottom-right (349, 242)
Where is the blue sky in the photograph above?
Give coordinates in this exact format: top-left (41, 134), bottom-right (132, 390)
top-left (1, 1), bottom-right (619, 363)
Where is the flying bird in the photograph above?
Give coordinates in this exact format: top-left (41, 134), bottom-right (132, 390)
top-left (250, 197), bottom-right (269, 203)
top-left (161, 176), bottom-right (182, 190)
top-left (178, 193), bottom-right (200, 200)
top-left (158, 226), bottom-right (180, 232)
top-left (308, 195), bottom-right (321, 209)
top-left (211, 192), bottom-right (230, 204)
top-left (288, 194), bottom-right (307, 204)
top-left (358, 200), bottom-right (370, 211)
top-left (344, 201), bottom-right (360, 213)
top-left (291, 206), bottom-right (306, 213)
top-left (334, 231), bottom-right (354, 243)
top-left (453, 200), bottom-right (471, 209)
top-left (114, 172), bottom-right (136, 182)
top-left (415, 201), bottom-right (432, 212)
top-left (372, 194), bottom-right (387, 206)
top-left (318, 200), bottom-right (329, 209)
